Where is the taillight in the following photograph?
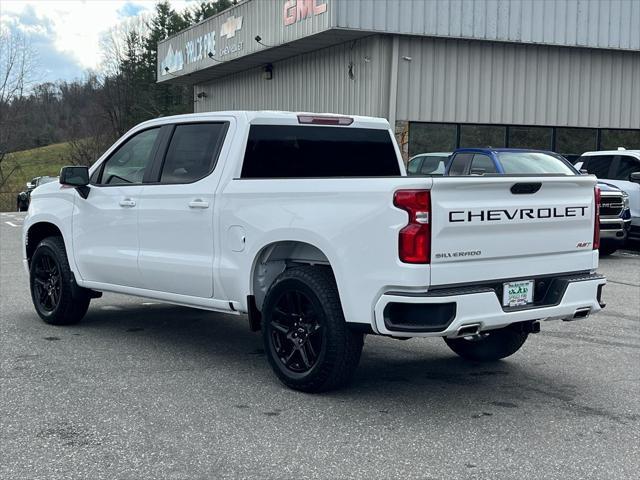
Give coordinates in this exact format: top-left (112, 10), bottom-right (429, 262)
top-left (593, 186), bottom-right (601, 250)
top-left (393, 190), bottom-right (431, 264)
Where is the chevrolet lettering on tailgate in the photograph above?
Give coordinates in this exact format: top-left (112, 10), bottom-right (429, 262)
top-left (449, 206), bottom-right (589, 223)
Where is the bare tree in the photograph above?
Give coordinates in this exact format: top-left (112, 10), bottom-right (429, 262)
top-left (0, 27), bottom-right (36, 187)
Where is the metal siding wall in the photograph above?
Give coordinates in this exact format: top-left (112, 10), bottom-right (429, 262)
top-left (335, 0), bottom-right (640, 51)
top-left (396, 36), bottom-right (640, 129)
top-left (194, 35), bottom-right (392, 118)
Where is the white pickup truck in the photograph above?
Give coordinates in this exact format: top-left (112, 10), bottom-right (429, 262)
top-left (23, 111), bottom-right (606, 392)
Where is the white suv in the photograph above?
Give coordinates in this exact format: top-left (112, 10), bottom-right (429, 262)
top-left (575, 148), bottom-right (640, 242)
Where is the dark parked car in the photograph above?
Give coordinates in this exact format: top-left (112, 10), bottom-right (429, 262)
top-left (16, 176), bottom-right (57, 211)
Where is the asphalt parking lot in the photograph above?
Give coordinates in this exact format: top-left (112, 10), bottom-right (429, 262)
top-left (1, 212), bottom-right (639, 480)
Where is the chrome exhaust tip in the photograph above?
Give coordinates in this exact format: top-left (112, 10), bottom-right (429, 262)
top-left (456, 323), bottom-right (481, 337)
top-left (563, 307), bottom-right (591, 321)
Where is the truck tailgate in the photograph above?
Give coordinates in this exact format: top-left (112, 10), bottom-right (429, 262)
top-left (429, 175), bottom-right (598, 286)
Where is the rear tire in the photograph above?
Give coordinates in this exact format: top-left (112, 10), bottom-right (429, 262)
top-left (444, 325), bottom-right (528, 361)
top-left (30, 236), bottom-right (90, 325)
top-left (261, 266), bottom-right (363, 392)
top-left (598, 245), bottom-right (617, 256)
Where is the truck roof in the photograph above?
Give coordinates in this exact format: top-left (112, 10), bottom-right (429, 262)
top-left (132, 111), bottom-right (391, 131)
top-left (453, 147), bottom-right (559, 155)
top-left (579, 149), bottom-right (640, 158)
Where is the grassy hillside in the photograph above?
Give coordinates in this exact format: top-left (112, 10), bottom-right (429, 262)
top-left (0, 142), bottom-right (72, 211)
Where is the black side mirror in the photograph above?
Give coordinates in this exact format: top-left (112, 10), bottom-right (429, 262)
top-left (60, 166), bottom-right (90, 198)
top-left (630, 172), bottom-right (640, 184)
top-left (60, 166), bottom-right (89, 186)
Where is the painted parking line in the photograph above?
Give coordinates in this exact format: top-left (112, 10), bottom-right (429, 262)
top-left (4, 221), bottom-right (20, 227)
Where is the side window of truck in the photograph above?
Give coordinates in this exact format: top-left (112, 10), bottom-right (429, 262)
top-left (448, 153), bottom-right (473, 176)
top-left (159, 123), bottom-right (228, 184)
top-left (97, 128), bottom-right (161, 185)
top-left (420, 156), bottom-right (447, 175)
top-left (241, 125), bottom-right (401, 178)
top-left (582, 155), bottom-right (614, 179)
top-left (612, 156), bottom-right (640, 181)
top-left (470, 154), bottom-right (498, 174)
top-left (407, 157), bottom-right (423, 174)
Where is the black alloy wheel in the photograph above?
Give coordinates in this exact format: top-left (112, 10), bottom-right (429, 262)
top-left (29, 236), bottom-right (91, 325)
top-left (269, 289), bottom-right (324, 374)
top-left (261, 266), bottom-right (364, 392)
top-left (33, 252), bottom-right (61, 312)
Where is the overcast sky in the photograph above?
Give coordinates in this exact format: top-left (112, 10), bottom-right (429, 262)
top-left (1, 0), bottom-right (193, 84)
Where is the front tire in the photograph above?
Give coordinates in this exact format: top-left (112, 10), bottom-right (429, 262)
top-left (261, 266), bottom-right (363, 392)
top-left (30, 236), bottom-right (90, 325)
top-left (444, 325), bottom-right (528, 361)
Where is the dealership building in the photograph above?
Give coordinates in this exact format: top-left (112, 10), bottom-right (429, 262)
top-left (158, 0), bottom-right (640, 161)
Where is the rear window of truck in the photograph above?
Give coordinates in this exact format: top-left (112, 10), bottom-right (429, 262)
top-left (241, 125), bottom-right (401, 178)
top-left (497, 152), bottom-right (576, 175)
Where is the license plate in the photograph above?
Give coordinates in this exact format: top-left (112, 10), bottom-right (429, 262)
top-left (503, 280), bottom-right (534, 307)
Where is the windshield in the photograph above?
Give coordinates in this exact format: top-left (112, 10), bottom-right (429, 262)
top-left (37, 176), bottom-right (57, 186)
top-left (497, 152), bottom-right (576, 175)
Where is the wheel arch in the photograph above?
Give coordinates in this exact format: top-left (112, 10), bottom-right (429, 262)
top-left (250, 240), bottom-right (336, 311)
top-left (26, 221), bottom-right (65, 266)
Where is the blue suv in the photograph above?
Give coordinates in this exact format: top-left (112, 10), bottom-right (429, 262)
top-left (445, 148), bottom-right (576, 176)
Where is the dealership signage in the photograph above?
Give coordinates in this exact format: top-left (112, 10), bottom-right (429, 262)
top-left (161, 14), bottom-right (246, 75)
top-left (219, 15), bottom-right (244, 57)
top-left (283, 0), bottom-right (327, 26)
top-left (160, 0), bottom-right (330, 78)
top-left (185, 31), bottom-right (216, 64)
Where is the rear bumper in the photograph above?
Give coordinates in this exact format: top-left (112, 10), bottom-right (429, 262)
top-left (373, 273), bottom-right (606, 337)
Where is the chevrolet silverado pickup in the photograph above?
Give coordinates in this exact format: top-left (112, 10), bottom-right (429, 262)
top-left (23, 111), bottom-right (606, 392)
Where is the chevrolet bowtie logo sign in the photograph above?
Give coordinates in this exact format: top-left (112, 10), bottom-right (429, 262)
top-left (221, 15), bottom-right (243, 39)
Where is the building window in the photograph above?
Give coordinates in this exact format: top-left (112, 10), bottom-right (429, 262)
top-left (507, 126), bottom-right (552, 150)
top-left (409, 123), bottom-right (456, 156)
top-left (556, 128), bottom-right (597, 161)
top-left (459, 125), bottom-right (506, 148)
top-left (406, 122), bottom-right (640, 159)
top-left (600, 129), bottom-right (640, 150)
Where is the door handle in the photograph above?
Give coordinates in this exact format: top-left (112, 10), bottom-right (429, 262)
top-left (188, 199), bottom-right (210, 209)
top-left (119, 198), bottom-right (136, 207)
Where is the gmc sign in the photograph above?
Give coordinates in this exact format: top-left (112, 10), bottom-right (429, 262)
top-left (283, 0), bottom-right (327, 26)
